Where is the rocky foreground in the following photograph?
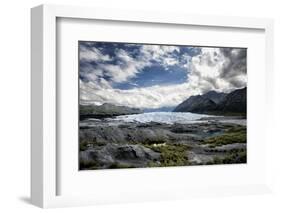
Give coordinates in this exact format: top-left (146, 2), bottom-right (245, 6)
top-left (79, 118), bottom-right (246, 170)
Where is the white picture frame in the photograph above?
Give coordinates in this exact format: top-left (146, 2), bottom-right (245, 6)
top-left (31, 4), bottom-right (274, 208)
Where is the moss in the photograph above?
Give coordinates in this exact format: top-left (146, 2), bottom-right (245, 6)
top-left (145, 144), bottom-right (190, 167)
top-left (204, 126), bottom-right (246, 147)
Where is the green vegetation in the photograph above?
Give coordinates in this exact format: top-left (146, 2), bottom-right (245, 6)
top-left (204, 126), bottom-right (246, 148)
top-left (211, 149), bottom-right (246, 164)
top-left (145, 143), bottom-right (190, 167)
top-left (142, 137), bottom-right (168, 145)
top-left (108, 163), bottom-right (136, 169)
top-left (79, 141), bottom-right (89, 151)
top-left (226, 126), bottom-right (246, 133)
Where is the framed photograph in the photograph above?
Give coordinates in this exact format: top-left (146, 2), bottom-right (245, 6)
top-left (31, 4), bottom-right (274, 208)
top-left (78, 41), bottom-right (247, 171)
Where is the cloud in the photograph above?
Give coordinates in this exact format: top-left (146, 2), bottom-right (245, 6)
top-left (220, 48), bottom-right (247, 77)
top-left (140, 45), bottom-right (180, 67)
top-left (79, 42), bottom-right (247, 109)
top-left (187, 47), bottom-right (247, 93)
top-left (80, 46), bottom-right (148, 85)
top-left (98, 48), bottom-right (150, 83)
top-left (80, 80), bottom-right (200, 109)
top-left (80, 45), bottom-right (112, 62)
top-left (80, 43), bottom-right (184, 86)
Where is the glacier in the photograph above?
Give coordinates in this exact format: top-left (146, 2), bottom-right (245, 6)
top-left (111, 112), bottom-right (213, 124)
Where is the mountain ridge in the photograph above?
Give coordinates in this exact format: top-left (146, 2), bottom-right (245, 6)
top-left (80, 103), bottom-right (142, 119)
top-left (173, 87), bottom-right (246, 116)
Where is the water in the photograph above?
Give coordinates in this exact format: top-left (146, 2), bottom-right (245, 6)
top-left (110, 112), bottom-right (212, 124)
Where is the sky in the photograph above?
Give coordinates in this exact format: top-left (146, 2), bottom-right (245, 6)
top-left (79, 41), bottom-right (247, 109)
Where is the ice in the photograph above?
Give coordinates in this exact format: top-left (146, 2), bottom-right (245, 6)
top-left (112, 112), bottom-right (212, 124)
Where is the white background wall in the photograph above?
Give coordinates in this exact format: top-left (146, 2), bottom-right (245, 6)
top-left (0, 0), bottom-right (280, 212)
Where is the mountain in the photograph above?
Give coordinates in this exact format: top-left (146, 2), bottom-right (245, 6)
top-left (80, 103), bottom-right (142, 119)
top-left (173, 95), bottom-right (217, 113)
top-left (173, 87), bottom-right (246, 115)
top-left (216, 87), bottom-right (246, 114)
top-left (202, 91), bottom-right (227, 104)
top-left (143, 106), bottom-right (175, 112)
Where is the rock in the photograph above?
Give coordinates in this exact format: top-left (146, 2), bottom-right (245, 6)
top-left (115, 145), bottom-right (160, 161)
top-left (187, 151), bottom-right (215, 164)
top-left (79, 124), bottom-right (174, 144)
top-left (204, 143), bottom-right (246, 152)
top-left (171, 125), bottom-right (196, 133)
top-left (188, 143), bottom-right (246, 165)
top-left (79, 119), bottom-right (247, 169)
top-left (80, 144), bottom-right (160, 169)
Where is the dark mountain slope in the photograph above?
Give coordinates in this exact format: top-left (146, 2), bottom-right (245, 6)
top-left (216, 87), bottom-right (246, 114)
top-left (202, 91), bottom-right (227, 104)
top-left (173, 95), bottom-right (217, 113)
top-left (173, 88), bottom-right (246, 115)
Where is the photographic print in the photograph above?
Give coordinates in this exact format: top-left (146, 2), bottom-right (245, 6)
top-left (79, 41), bottom-right (247, 170)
